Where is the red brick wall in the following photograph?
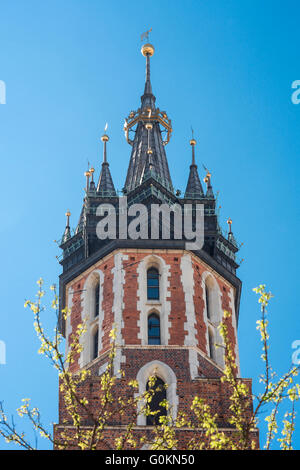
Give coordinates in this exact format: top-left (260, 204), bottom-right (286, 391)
top-left (57, 249), bottom-right (251, 449)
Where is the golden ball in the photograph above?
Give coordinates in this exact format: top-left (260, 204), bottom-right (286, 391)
top-left (141, 43), bottom-right (155, 57)
top-left (101, 134), bottom-right (109, 142)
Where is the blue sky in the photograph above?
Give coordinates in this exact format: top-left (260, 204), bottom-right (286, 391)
top-left (0, 0), bottom-right (299, 450)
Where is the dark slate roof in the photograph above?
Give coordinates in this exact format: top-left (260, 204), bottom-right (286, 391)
top-left (97, 162), bottom-right (117, 197)
top-left (185, 164), bottom-right (204, 198)
top-left (124, 54), bottom-right (173, 193)
top-left (62, 225), bottom-right (71, 243)
top-left (125, 121), bottom-right (173, 192)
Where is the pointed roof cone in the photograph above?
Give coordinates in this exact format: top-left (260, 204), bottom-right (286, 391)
top-left (203, 169), bottom-right (214, 198)
top-left (184, 138), bottom-right (204, 198)
top-left (62, 211), bottom-right (71, 243)
top-left (124, 44), bottom-right (173, 193)
top-left (97, 134), bottom-right (117, 197)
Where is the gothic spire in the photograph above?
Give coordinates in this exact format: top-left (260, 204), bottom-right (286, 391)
top-left (203, 168), bottom-right (214, 198)
top-left (184, 138), bottom-right (204, 198)
top-left (141, 44), bottom-right (156, 110)
top-left (97, 133), bottom-right (117, 197)
top-left (123, 44), bottom-right (173, 193)
top-left (62, 210), bottom-right (71, 243)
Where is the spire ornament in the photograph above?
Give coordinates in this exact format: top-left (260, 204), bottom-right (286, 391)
top-left (184, 136), bottom-right (204, 198)
top-left (227, 217), bottom-right (233, 234)
top-left (123, 42), bottom-right (173, 193)
top-left (227, 217), bottom-right (237, 246)
top-left (190, 134), bottom-right (196, 166)
top-left (62, 210), bottom-right (71, 243)
top-left (84, 170), bottom-right (91, 192)
top-left (97, 129), bottom-right (117, 196)
top-left (123, 43), bottom-right (172, 147)
top-left (203, 166), bottom-right (214, 198)
top-left (89, 166), bottom-right (96, 191)
top-left (101, 133), bottom-right (109, 163)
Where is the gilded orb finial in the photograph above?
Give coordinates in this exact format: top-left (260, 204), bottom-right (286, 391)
top-left (101, 134), bottom-right (109, 142)
top-left (141, 43), bottom-right (155, 57)
top-left (190, 138), bottom-right (196, 146)
top-left (65, 210), bottom-right (71, 218)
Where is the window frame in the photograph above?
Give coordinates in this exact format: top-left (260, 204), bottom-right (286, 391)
top-left (147, 267), bottom-right (160, 301)
top-left (148, 312), bottom-right (161, 345)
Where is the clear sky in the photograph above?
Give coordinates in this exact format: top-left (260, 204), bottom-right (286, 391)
top-left (0, 0), bottom-right (299, 450)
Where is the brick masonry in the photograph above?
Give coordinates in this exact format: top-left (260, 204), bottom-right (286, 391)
top-left (54, 249), bottom-right (258, 449)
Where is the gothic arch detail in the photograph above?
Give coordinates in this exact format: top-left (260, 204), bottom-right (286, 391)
top-left (136, 360), bottom-right (178, 425)
top-left (202, 271), bottom-right (224, 368)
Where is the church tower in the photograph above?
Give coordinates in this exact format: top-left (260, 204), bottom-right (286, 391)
top-left (54, 43), bottom-right (258, 449)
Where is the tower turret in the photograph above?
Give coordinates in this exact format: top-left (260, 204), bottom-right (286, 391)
top-left (97, 133), bottom-right (117, 197)
top-left (184, 137), bottom-right (204, 198)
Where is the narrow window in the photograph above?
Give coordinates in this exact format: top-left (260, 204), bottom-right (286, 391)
top-left (146, 377), bottom-right (167, 425)
top-left (147, 268), bottom-right (159, 300)
top-left (94, 281), bottom-right (100, 318)
top-left (205, 284), bottom-right (210, 320)
top-left (93, 328), bottom-right (99, 360)
top-left (148, 313), bottom-right (161, 345)
top-left (208, 328), bottom-right (215, 361)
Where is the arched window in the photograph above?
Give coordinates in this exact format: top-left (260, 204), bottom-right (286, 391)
top-left (147, 268), bottom-right (159, 300)
top-left (94, 281), bottom-right (100, 318)
top-left (146, 377), bottom-right (167, 425)
top-left (148, 313), bottom-right (161, 345)
top-left (92, 328), bottom-right (99, 360)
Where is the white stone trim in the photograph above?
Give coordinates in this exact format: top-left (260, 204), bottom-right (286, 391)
top-left (228, 287), bottom-right (241, 376)
top-left (112, 252), bottom-right (127, 376)
top-left (181, 253), bottom-right (199, 379)
top-left (136, 360), bottom-right (178, 426)
top-left (80, 269), bottom-right (104, 367)
top-left (201, 271), bottom-right (224, 368)
top-left (65, 285), bottom-right (74, 364)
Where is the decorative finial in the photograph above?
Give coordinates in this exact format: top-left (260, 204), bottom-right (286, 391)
top-left (101, 124), bottom-right (109, 163)
top-left (203, 169), bottom-right (211, 185)
top-left (89, 167), bottom-right (95, 182)
top-left (62, 210), bottom-right (71, 243)
top-left (84, 170), bottom-right (91, 191)
top-left (145, 121), bottom-right (153, 156)
top-left (227, 217), bottom-right (233, 234)
top-left (141, 28), bottom-right (152, 44)
top-left (190, 129), bottom-right (196, 165)
top-left (65, 210), bottom-right (71, 226)
top-left (141, 43), bottom-right (155, 57)
top-left (101, 123), bottom-right (109, 142)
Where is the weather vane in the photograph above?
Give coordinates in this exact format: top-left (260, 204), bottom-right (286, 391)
top-left (141, 28), bottom-right (152, 43)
